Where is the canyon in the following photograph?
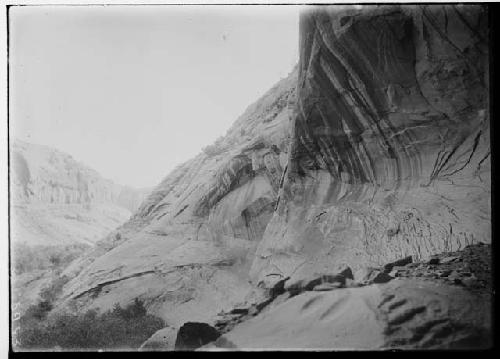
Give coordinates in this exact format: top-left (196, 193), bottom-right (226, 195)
top-left (10, 139), bottom-right (149, 310)
top-left (11, 139), bottom-right (148, 246)
top-left (13, 4), bottom-right (491, 351)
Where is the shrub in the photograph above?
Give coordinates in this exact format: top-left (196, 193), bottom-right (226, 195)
top-left (39, 275), bottom-right (70, 304)
top-left (12, 243), bottom-right (90, 275)
top-left (17, 298), bottom-right (164, 350)
top-left (20, 275), bottom-right (70, 324)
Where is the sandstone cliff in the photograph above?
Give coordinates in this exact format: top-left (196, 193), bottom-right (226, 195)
top-left (251, 4), bottom-right (490, 287)
top-left (54, 4), bottom-right (490, 349)
top-left (58, 69), bottom-right (297, 325)
top-left (10, 140), bottom-right (148, 246)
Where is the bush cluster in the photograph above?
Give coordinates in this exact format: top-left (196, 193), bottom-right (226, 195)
top-left (12, 243), bottom-right (89, 275)
top-left (17, 298), bottom-right (164, 350)
top-left (22, 275), bottom-right (71, 321)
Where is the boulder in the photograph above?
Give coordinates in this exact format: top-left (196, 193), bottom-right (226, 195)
top-left (428, 257), bottom-right (440, 265)
top-left (174, 322), bottom-right (220, 351)
top-left (139, 326), bottom-right (177, 351)
top-left (285, 266), bottom-right (354, 293)
top-left (211, 278), bottom-right (491, 350)
top-left (383, 256), bottom-right (413, 273)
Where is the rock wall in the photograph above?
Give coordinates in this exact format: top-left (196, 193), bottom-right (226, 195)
top-left (10, 140), bottom-right (149, 246)
top-left (58, 69), bottom-right (298, 326)
top-left (250, 4), bottom-right (490, 286)
top-left (11, 140), bottom-right (147, 212)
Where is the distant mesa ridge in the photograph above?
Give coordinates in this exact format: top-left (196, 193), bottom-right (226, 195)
top-left (11, 139), bottom-right (148, 211)
top-left (10, 139), bottom-right (150, 246)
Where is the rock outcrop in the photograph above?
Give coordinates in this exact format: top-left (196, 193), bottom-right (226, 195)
top-left (208, 278), bottom-right (490, 350)
top-left (57, 69), bottom-right (297, 326)
top-left (139, 326), bottom-right (177, 351)
top-left (49, 4), bottom-right (490, 350)
top-left (251, 4), bottom-right (490, 287)
top-left (206, 244), bottom-right (491, 350)
top-left (174, 322), bottom-right (220, 351)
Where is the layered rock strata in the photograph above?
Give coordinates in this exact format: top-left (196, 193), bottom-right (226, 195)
top-left (10, 140), bottom-right (148, 246)
top-left (57, 70), bottom-right (298, 326)
top-left (251, 4), bottom-right (490, 287)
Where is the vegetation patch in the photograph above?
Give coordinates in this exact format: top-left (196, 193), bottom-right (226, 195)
top-left (12, 243), bottom-right (90, 275)
top-left (17, 298), bottom-right (164, 350)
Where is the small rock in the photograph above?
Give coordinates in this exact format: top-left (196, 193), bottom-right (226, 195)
top-left (428, 257), bottom-right (440, 265)
top-left (439, 270), bottom-right (452, 277)
top-left (269, 276), bottom-right (289, 298)
top-left (372, 272), bottom-right (393, 284)
top-left (383, 256), bottom-right (413, 273)
top-left (248, 306), bottom-right (258, 316)
top-left (448, 270), bottom-right (460, 280)
top-left (354, 266), bottom-right (379, 283)
top-left (287, 266), bottom-right (354, 293)
top-left (441, 256), bottom-right (460, 264)
top-left (312, 282), bottom-right (343, 291)
top-left (255, 298), bottom-right (273, 311)
top-left (339, 266), bottom-right (355, 280)
top-left (392, 266), bottom-right (407, 272)
top-left (389, 270), bottom-right (399, 277)
top-left (461, 275), bottom-right (479, 288)
top-left (344, 278), bottom-right (356, 287)
top-left (229, 308), bottom-right (248, 315)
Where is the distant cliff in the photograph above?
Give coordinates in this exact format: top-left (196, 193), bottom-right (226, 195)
top-left (10, 140), bottom-right (149, 246)
top-left (11, 140), bottom-right (147, 211)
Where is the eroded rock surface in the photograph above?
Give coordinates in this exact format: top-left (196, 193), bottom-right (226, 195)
top-left (208, 279), bottom-right (490, 350)
top-left (251, 4), bottom-right (490, 287)
top-left (57, 69), bottom-right (298, 326)
top-left (207, 244), bottom-right (491, 350)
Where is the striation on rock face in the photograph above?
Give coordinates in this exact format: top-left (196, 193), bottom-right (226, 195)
top-left (57, 69), bottom-right (298, 326)
top-left (250, 4), bottom-right (490, 287)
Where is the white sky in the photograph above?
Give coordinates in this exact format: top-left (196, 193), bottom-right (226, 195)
top-left (9, 5), bottom-right (299, 188)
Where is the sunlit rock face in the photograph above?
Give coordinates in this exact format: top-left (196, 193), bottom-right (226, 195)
top-left (59, 70), bottom-right (298, 326)
top-left (251, 4), bottom-right (490, 286)
top-left (10, 140), bottom-right (148, 245)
